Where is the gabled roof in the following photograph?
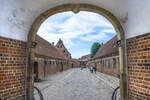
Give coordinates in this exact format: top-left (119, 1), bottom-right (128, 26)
top-left (56, 39), bottom-right (63, 46)
top-left (35, 35), bottom-right (67, 60)
top-left (56, 39), bottom-right (71, 55)
top-left (80, 54), bottom-right (90, 59)
top-left (94, 35), bottom-right (118, 59)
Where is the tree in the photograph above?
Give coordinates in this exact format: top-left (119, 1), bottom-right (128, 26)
top-left (90, 42), bottom-right (101, 58)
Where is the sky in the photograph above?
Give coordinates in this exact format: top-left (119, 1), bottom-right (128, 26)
top-left (37, 11), bottom-right (116, 58)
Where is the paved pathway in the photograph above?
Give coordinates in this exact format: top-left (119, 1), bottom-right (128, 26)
top-left (34, 68), bottom-right (119, 100)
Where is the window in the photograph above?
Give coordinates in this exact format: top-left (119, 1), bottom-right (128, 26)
top-left (56, 61), bottom-right (58, 65)
top-left (102, 60), bottom-right (104, 67)
top-left (110, 59), bottom-right (112, 68)
top-left (44, 61), bottom-right (47, 65)
top-left (104, 60), bottom-right (106, 67)
top-left (108, 59), bottom-right (111, 68)
top-left (113, 58), bottom-right (116, 69)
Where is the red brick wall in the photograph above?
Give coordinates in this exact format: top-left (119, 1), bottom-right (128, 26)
top-left (35, 56), bottom-right (71, 80)
top-left (88, 55), bottom-right (120, 78)
top-left (97, 56), bottom-right (120, 78)
top-left (127, 33), bottom-right (150, 99)
top-left (1, 32), bottom-right (149, 100)
top-left (70, 61), bottom-right (80, 68)
top-left (0, 36), bottom-right (26, 100)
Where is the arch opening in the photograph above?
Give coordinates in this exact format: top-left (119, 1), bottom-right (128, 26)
top-left (27, 4), bottom-right (127, 100)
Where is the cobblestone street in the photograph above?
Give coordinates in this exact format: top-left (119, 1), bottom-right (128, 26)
top-left (34, 68), bottom-right (119, 100)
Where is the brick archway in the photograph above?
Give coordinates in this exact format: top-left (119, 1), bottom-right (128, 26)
top-left (27, 4), bottom-right (127, 100)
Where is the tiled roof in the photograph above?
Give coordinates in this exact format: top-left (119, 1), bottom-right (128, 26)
top-left (94, 35), bottom-right (118, 59)
top-left (56, 39), bottom-right (71, 55)
top-left (35, 35), bottom-right (67, 60)
top-left (80, 54), bottom-right (90, 59)
top-left (55, 38), bottom-right (71, 59)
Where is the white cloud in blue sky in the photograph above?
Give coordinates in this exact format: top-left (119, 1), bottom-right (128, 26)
top-left (37, 11), bottom-right (116, 58)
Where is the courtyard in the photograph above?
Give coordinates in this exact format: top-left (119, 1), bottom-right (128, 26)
top-left (34, 68), bottom-right (119, 100)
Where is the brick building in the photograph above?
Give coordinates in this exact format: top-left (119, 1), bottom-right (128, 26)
top-left (79, 54), bottom-right (91, 67)
top-left (56, 39), bottom-right (72, 59)
top-left (0, 1), bottom-right (150, 100)
top-left (88, 36), bottom-right (119, 77)
top-left (70, 59), bottom-right (80, 68)
top-left (79, 54), bottom-right (90, 61)
top-left (34, 35), bottom-right (71, 81)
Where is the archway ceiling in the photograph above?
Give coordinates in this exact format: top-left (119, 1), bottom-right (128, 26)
top-left (0, 0), bottom-right (150, 41)
top-left (0, 0), bottom-right (127, 41)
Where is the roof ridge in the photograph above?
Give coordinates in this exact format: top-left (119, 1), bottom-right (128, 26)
top-left (35, 35), bottom-right (67, 59)
top-left (93, 35), bottom-right (118, 58)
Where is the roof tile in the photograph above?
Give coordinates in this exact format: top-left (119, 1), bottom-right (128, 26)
top-left (35, 35), bottom-right (67, 60)
top-left (94, 35), bottom-right (118, 58)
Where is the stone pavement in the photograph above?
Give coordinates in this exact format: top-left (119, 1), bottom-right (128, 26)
top-left (34, 68), bottom-right (119, 100)
top-left (94, 71), bottom-right (119, 89)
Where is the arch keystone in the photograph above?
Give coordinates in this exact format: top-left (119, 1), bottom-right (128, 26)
top-left (71, 4), bottom-right (80, 14)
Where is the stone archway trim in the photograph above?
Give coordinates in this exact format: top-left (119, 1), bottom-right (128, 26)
top-left (27, 4), bottom-right (127, 100)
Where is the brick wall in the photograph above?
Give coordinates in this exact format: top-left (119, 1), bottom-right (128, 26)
top-left (88, 55), bottom-right (120, 78)
top-left (97, 56), bottom-right (120, 78)
top-left (1, 32), bottom-right (149, 100)
top-left (34, 56), bottom-right (71, 80)
top-left (127, 33), bottom-right (150, 99)
top-left (0, 36), bottom-right (26, 100)
top-left (70, 61), bottom-right (80, 68)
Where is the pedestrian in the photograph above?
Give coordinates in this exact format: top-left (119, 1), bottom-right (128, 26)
top-left (94, 66), bottom-right (97, 74)
top-left (90, 66), bottom-right (94, 73)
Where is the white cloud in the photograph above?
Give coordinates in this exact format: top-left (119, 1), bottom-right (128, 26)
top-left (37, 11), bottom-right (116, 58)
top-left (80, 29), bottom-right (116, 42)
top-left (102, 28), bottom-right (116, 34)
top-left (72, 50), bottom-right (90, 59)
top-left (37, 11), bottom-right (114, 41)
top-left (80, 31), bottom-right (107, 42)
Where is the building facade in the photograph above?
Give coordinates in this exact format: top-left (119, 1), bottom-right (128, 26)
top-left (79, 54), bottom-right (90, 61)
top-left (34, 35), bottom-right (71, 81)
top-left (70, 59), bottom-right (80, 68)
top-left (0, 1), bottom-right (150, 100)
top-left (79, 54), bottom-right (91, 67)
top-left (88, 36), bottom-right (120, 78)
top-left (56, 39), bottom-right (72, 59)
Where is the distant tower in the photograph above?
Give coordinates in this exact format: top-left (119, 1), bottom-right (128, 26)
top-left (56, 39), bottom-right (71, 59)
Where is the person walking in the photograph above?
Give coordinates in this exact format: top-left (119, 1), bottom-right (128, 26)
top-left (94, 66), bottom-right (97, 74)
top-left (94, 63), bottom-right (97, 74)
top-left (90, 66), bottom-right (94, 73)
